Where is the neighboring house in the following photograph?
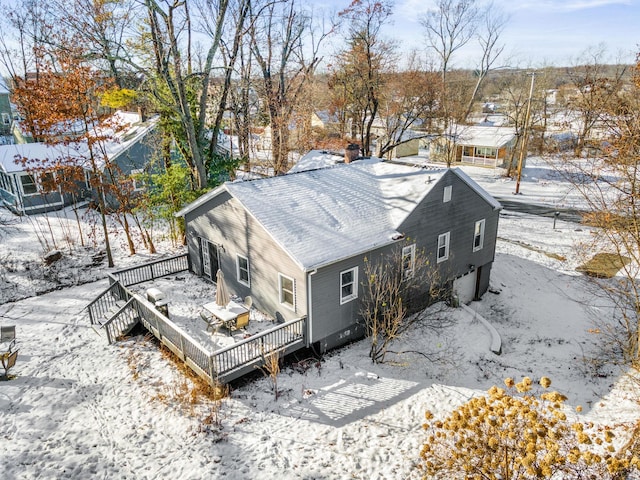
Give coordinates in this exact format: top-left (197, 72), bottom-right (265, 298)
top-left (176, 159), bottom-right (501, 353)
top-left (0, 78), bottom-right (14, 143)
top-left (288, 149), bottom-right (344, 173)
top-left (310, 110), bottom-right (340, 132)
top-left (376, 130), bottom-right (426, 159)
top-left (0, 111), bottom-right (159, 215)
top-left (431, 125), bottom-right (517, 168)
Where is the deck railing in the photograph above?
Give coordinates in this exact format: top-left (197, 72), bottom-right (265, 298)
top-left (102, 298), bottom-right (138, 343)
top-left (86, 280), bottom-right (131, 325)
top-left (87, 253), bottom-right (307, 384)
top-left (132, 292), bottom-right (306, 384)
top-left (112, 253), bottom-right (189, 287)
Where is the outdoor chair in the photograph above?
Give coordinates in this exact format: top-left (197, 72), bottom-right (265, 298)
top-left (243, 296), bottom-right (253, 309)
top-left (1, 349), bottom-right (18, 379)
top-left (200, 311), bottom-right (219, 333)
top-left (1, 325), bottom-right (16, 352)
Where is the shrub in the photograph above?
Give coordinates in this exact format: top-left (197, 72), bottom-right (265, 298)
top-left (419, 377), bottom-right (639, 479)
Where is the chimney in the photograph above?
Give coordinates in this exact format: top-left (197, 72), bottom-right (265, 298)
top-left (345, 143), bottom-right (360, 164)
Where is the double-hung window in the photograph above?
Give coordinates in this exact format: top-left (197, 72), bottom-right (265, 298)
top-left (278, 273), bottom-right (295, 310)
top-left (340, 267), bottom-right (358, 304)
top-left (443, 185), bottom-right (452, 203)
top-left (473, 219), bottom-right (485, 252)
top-left (236, 255), bottom-right (250, 287)
top-left (437, 232), bottom-right (450, 263)
top-left (402, 244), bottom-right (416, 279)
top-left (20, 174), bottom-right (37, 195)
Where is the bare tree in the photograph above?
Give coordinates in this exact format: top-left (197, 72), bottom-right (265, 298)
top-left (143, 0), bottom-right (231, 188)
top-left (463, 2), bottom-right (508, 120)
top-left (376, 58), bottom-right (441, 158)
top-left (560, 53), bottom-right (640, 368)
top-left (360, 243), bottom-right (450, 364)
top-left (330, 0), bottom-right (394, 157)
top-left (565, 45), bottom-right (627, 157)
top-left (248, 0), bottom-right (332, 174)
top-left (51, 0), bottom-right (137, 88)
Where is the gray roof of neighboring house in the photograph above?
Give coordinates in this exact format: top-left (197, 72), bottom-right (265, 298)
top-left (178, 159), bottom-right (501, 270)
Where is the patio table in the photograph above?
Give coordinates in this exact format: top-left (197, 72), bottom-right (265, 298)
top-left (202, 300), bottom-right (249, 331)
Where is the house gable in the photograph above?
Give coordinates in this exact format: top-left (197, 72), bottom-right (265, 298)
top-left (398, 169), bottom-right (501, 275)
top-left (183, 189), bottom-right (307, 323)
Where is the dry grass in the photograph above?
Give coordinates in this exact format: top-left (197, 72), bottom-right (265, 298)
top-left (124, 335), bottom-right (228, 432)
top-left (576, 252), bottom-right (631, 278)
top-left (498, 237), bottom-right (567, 261)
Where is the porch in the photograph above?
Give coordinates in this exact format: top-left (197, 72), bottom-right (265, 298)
top-left (85, 254), bottom-right (307, 384)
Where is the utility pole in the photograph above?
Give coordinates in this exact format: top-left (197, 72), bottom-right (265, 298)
top-left (515, 72), bottom-right (535, 195)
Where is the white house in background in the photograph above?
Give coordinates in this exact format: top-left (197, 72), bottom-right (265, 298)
top-left (310, 110), bottom-right (340, 132)
top-left (431, 125), bottom-right (517, 168)
top-left (288, 150), bottom-right (344, 174)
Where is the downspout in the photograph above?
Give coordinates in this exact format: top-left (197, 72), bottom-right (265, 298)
top-left (306, 269), bottom-right (317, 347)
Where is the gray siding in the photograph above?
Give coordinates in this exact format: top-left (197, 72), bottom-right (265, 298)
top-left (185, 191), bottom-right (307, 323)
top-left (399, 169), bottom-right (500, 293)
top-left (307, 245), bottom-right (391, 347)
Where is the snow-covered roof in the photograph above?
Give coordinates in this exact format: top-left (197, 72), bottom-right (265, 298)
top-left (0, 112), bottom-right (158, 174)
top-left (0, 143), bottom-right (87, 173)
top-left (179, 159), bottom-right (499, 270)
top-left (453, 125), bottom-right (516, 148)
top-left (227, 159), bottom-right (445, 269)
top-left (288, 149), bottom-right (344, 174)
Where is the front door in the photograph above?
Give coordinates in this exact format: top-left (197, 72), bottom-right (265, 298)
top-left (200, 238), bottom-right (219, 280)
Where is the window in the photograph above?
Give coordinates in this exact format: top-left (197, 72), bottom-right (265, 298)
top-left (278, 273), bottom-right (295, 310)
top-left (437, 232), bottom-right (450, 263)
top-left (130, 169), bottom-right (145, 192)
top-left (475, 147), bottom-right (497, 158)
top-left (340, 267), bottom-right (358, 304)
top-left (2, 113), bottom-right (10, 125)
top-left (236, 255), bottom-right (250, 286)
top-left (39, 171), bottom-right (55, 193)
top-left (20, 174), bottom-right (37, 195)
top-left (443, 185), bottom-right (452, 203)
top-left (402, 244), bottom-right (416, 279)
top-left (473, 219), bottom-right (485, 252)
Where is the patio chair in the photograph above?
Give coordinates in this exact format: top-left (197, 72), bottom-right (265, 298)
top-left (1, 349), bottom-right (18, 378)
top-left (243, 296), bottom-right (253, 309)
top-left (1, 325), bottom-right (16, 352)
top-left (200, 311), bottom-right (219, 333)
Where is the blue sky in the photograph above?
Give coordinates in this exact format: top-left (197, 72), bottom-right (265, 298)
top-left (319, 0), bottom-right (639, 67)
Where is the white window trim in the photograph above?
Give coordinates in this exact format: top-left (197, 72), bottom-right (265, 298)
top-left (443, 185), bottom-right (452, 203)
top-left (278, 273), bottom-right (296, 311)
top-left (437, 232), bottom-right (450, 263)
top-left (402, 244), bottom-right (416, 279)
top-left (473, 219), bottom-right (486, 252)
top-left (236, 254), bottom-right (250, 287)
top-left (19, 174), bottom-right (38, 196)
top-left (340, 266), bottom-right (359, 305)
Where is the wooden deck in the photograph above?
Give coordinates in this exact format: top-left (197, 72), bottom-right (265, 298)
top-left (86, 254), bottom-right (307, 384)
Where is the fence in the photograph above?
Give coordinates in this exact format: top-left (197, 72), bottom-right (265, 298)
top-left (102, 298), bottom-right (138, 344)
top-left (86, 280), bottom-right (131, 325)
top-left (112, 253), bottom-right (189, 287)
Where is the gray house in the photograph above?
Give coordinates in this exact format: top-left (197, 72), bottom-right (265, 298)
top-left (176, 159), bottom-right (501, 352)
top-left (0, 112), bottom-right (158, 215)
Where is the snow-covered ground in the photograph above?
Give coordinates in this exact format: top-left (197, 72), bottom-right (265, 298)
top-left (1, 156), bottom-right (639, 479)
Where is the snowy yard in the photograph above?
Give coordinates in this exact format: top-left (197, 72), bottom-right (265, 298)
top-left (1, 156), bottom-right (639, 479)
